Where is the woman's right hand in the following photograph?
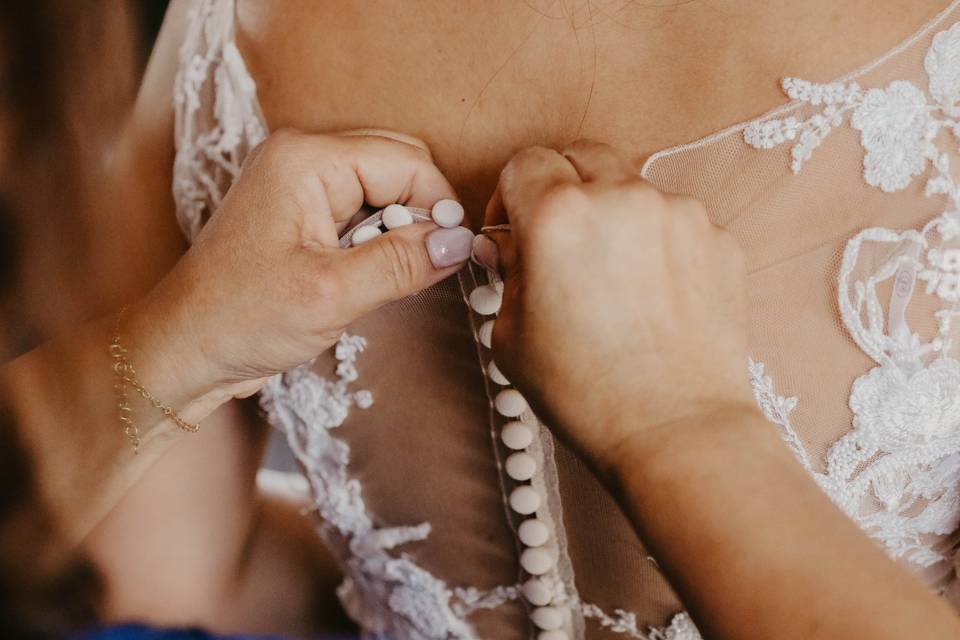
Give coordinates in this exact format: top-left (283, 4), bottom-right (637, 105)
top-left (126, 129), bottom-right (473, 411)
top-left (480, 141), bottom-right (756, 478)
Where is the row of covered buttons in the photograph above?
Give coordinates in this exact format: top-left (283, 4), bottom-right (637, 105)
top-left (351, 200), bottom-right (465, 245)
top-left (470, 277), bottom-right (570, 640)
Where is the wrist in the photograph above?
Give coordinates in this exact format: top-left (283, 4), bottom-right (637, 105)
top-left (607, 403), bottom-right (775, 493)
top-left (121, 292), bottom-right (229, 422)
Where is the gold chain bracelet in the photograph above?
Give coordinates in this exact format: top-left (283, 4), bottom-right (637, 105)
top-left (110, 308), bottom-right (200, 453)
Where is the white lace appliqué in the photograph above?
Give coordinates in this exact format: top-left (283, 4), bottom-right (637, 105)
top-left (578, 606), bottom-right (701, 640)
top-left (260, 335), bottom-right (521, 639)
top-left (746, 21), bottom-right (960, 569)
top-left (745, 22), bottom-right (960, 195)
top-left (173, 0), bottom-right (267, 240)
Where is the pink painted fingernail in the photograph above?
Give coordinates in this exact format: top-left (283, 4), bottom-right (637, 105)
top-left (427, 226), bottom-right (474, 268)
top-left (471, 234), bottom-right (500, 272)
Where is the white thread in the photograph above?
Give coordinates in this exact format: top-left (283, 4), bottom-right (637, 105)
top-left (747, 19), bottom-right (960, 573)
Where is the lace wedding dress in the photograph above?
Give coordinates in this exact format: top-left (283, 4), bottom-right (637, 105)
top-left (173, 1), bottom-right (960, 637)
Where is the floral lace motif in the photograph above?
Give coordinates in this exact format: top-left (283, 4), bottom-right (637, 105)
top-left (260, 336), bottom-right (521, 639)
top-left (579, 606), bottom-right (702, 640)
top-left (745, 21), bottom-right (960, 569)
top-left (173, 0), bottom-right (266, 240)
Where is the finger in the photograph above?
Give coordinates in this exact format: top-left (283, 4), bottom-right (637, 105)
top-left (331, 133), bottom-right (456, 210)
top-left (336, 129), bottom-right (433, 155)
top-left (274, 130), bottom-right (458, 228)
top-left (483, 183), bottom-right (505, 227)
top-left (478, 184), bottom-right (522, 276)
top-left (471, 233), bottom-right (501, 272)
top-left (561, 139), bottom-right (638, 183)
top-left (496, 146), bottom-right (581, 233)
top-left (331, 221), bottom-right (474, 320)
top-left (480, 229), bottom-right (518, 276)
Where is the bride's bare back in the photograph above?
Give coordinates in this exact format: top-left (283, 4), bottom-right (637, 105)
top-left (237, 0), bottom-right (941, 218)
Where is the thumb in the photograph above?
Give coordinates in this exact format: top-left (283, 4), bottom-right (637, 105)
top-left (333, 222), bottom-right (475, 319)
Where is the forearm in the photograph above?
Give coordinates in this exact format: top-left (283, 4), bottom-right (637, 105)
top-left (613, 410), bottom-right (960, 640)
top-left (0, 301), bottom-right (226, 551)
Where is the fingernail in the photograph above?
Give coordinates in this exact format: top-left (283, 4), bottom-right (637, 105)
top-left (471, 234), bottom-right (500, 272)
top-left (427, 226), bottom-right (474, 268)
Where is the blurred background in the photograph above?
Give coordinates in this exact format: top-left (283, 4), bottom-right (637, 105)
top-left (0, 0), bottom-right (168, 361)
top-left (0, 2), bottom-right (168, 636)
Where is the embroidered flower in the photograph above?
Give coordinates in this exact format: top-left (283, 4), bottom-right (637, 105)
top-left (744, 22), bottom-right (960, 200)
top-left (926, 21), bottom-right (960, 116)
top-left (849, 358), bottom-right (960, 451)
top-left (850, 81), bottom-right (935, 192)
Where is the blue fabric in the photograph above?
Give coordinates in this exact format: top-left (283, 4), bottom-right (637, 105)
top-left (74, 624), bottom-right (358, 640)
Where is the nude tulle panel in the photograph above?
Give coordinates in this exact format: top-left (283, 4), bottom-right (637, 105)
top-left (310, 278), bottom-right (531, 638)
top-left (645, 11), bottom-right (960, 603)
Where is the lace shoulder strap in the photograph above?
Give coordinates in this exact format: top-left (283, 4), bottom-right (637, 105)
top-left (172, 0), bottom-right (267, 241)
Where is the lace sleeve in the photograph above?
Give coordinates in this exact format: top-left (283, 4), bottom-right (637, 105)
top-left (172, 0), bottom-right (266, 242)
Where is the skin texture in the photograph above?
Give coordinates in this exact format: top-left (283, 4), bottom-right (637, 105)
top-left (485, 141), bottom-right (960, 640)
top-left (78, 0), bottom-right (955, 635)
top-left (1, 129), bottom-right (469, 636)
top-left (237, 0), bottom-right (948, 222)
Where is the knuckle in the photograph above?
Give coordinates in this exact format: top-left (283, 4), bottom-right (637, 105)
top-left (269, 127), bottom-right (301, 144)
top-left (534, 183), bottom-right (589, 220)
top-left (616, 181), bottom-right (665, 217)
top-left (525, 187), bottom-right (586, 248)
top-left (355, 129), bottom-right (433, 157)
top-left (503, 146), bottom-right (556, 178)
top-left (562, 138), bottom-right (608, 156)
top-left (375, 234), bottom-right (422, 295)
top-left (396, 133), bottom-right (433, 157)
top-left (305, 256), bottom-right (345, 304)
top-left (242, 140), bottom-right (268, 171)
top-left (258, 132), bottom-right (296, 169)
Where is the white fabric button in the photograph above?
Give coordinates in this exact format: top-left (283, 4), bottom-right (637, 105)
top-left (506, 452), bottom-right (537, 481)
top-left (478, 320), bottom-right (494, 348)
top-left (469, 285), bottom-right (502, 315)
top-left (431, 199), bottom-right (465, 228)
top-left (520, 546), bottom-right (555, 575)
top-left (487, 360), bottom-right (509, 385)
top-left (538, 632), bottom-right (568, 640)
top-left (495, 389), bottom-right (527, 417)
top-left (522, 578), bottom-right (553, 606)
top-left (351, 225), bottom-right (382, 246)
top-left (509, 486), bottom-right (541, 515)
top-left (531, 606), bottom-right (564, 631)
top-left (382, 204), bottom-right (413, 229)
top-left (518, 518), bottom-right (550, 547)
top-left (500, 421), bottom-right (533, 450)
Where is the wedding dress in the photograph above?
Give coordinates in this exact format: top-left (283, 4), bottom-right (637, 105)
top-left (172, 0), bottom-right (960, 637)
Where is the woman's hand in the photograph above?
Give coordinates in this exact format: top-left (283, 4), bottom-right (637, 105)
top-left (128, 129), bottom-right (473, 409)
top-left (480, 140), bottom-right (754, 477)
